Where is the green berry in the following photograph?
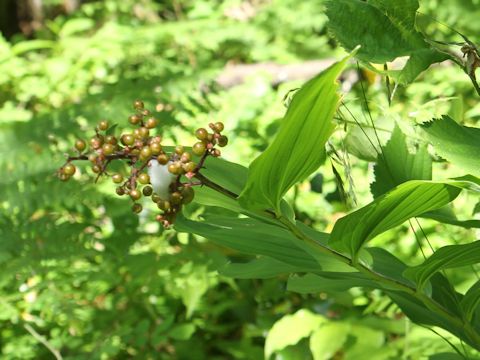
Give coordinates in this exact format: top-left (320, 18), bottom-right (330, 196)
top-left (170, 192), bottom-right (183, 205)
top-left (168, 162), bottom-right (181, 175)
top-left (175, 145), bottom-right (184, 155)
top-left (90, 136), bottom-right (103, 150)
top-left (181, 186), bottom-right (195, 204)
top-left (75, 139), bottom-right (86, 152)
top-left (102, 143), bottom-right (115, 155)
top-left (158, 200), bottom-right (171, 211)
top-left (183, 161), bottom-right (196, 173)
top-left (98, 120), bottom-right (109, 131)
top-left (150, 142), bottom-right (162, 155)
top-left (92, 165), bottom-right (101, 173)
top-left (112, 173), bottom-right (123, 184)
top-left (145, 117), bottom-right (157, 129)
top-left (192, 142), bottom-right (206, 156)
top-left (195, 128), bottom-right (208, 141)
top-left (132, 203), bottom-right (143, 213)
top-left (139, 146), bottom-right (152, 161)
top-left (116, 187), bottom-right (125, 196)
top-left (129, 114), bottom-right (141, 125)
top-left (214, 122), bottom-right (224, 132)
top-left (138, 173), bottom-right (150, 184)
top-left (121, 134), bottom-right (135, 146)
top-left (142, 185), bottom-right (153, 196)
top-left (157, 154), bottom-right (169, 165)
top-left (142, 109), bottom-right (151, 117)
top-left (63, 163), bottom-right (76, 176)
top-left (218, 135), bottom-right (228, 147)
top-left (130, 189), bottom-right (141, 200)
top-left (180, 152), bottom-right (191, 163)
top-left (105, 135), bottom-right (118, 145)
top-left (133, 100), bottom-right (144, 110)
top-left (152, 193), bottom-right (161, 203)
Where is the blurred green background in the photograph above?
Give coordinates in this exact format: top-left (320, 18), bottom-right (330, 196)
top-left (1, 0), bottom-right (480, 359)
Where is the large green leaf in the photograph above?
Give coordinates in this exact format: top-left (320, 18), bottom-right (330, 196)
top-left (421, 115), bottom-right (480, 177)
top-left (309, 322), bottom-right (350, 360)
top-left (329, 181), bottom-right (462, 256)
top-left (175, 215), bottom-right (320, 271)
top-left (219, 256), bottom-right (300, 279)
top-left (461, 280), bottom-right (480, 323)
top-left (238, 52), bottom-right (354, 213)
top-left (371, 125), bottom-right (431, 197)
top-left (287, 272), bottom-right (378, 293)
top-left (326, 0), bottom-right (449, 83)
top-left (404, 241), bottom-right (480, 290)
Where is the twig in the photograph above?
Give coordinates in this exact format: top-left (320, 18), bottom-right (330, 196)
top-left (24, 324), bottom-right (63, 360)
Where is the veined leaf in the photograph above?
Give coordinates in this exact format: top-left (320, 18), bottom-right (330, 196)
top-left (329, 181), bottom-right (462, 257)
top-left (421, 115), bottom-right (480, 177)
top-left (239, 52), bottom-right (355, 213)
top-left (460, 280), bottom-right (480, 322)
top-left (219, 256), bottom-right (300, 279)
top-left (371, 125), bottom-right (431, 197)
top-left (404, 241), bottom-right (480, 290)
top-left (287, 272), bottom-right (378, 293)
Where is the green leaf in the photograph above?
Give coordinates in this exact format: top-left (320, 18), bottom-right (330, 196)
top-left (310, 322), bottom-right (350, 360)
top-left (326, 0), bottom-right (425, 63)
top-left (371, 125), bottom-right (431, 197)
top-left (168, 323), bottom-right (196, 341)
top-left (287, 272), bottom-right (378, 293)
top-left (422, 207), bottom-right (480, 229)
top-left (265, 309), bottom-right (325, 359)
top-left (175, 216), bottom-right (320, 271)
top-left (460, 280), bottom-right (480, 322)
top-left (219, 256), bottom-right (300, 279)
top-left (404, 241), bottom-right (480, 290)
top-left (396, 48), bottom-right (450, 84)
top-left (239, 52), bottom-right (354, 213)
top-left (421, 115), bottom-right (480, 177)
top-left (330, 181), bottom-right (462, 256)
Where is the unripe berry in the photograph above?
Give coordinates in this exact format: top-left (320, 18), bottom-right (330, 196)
top-left (116, 187), bottom-right (125, 196)
top-left (133, 100), bottom-right (144, 110)
top-left (170, 191), bottom-right (182, 205)
top-left (138, 127), bottom-right (149, 139)
top-left (139, 146), bottom-right (152, 161)
top-left (132, 203), bottom-right (143, 213)
top-left (212, 149), bottom-right (221, 157)
top-left (214, 122), bottom-right (224, 132)
top-left (145, 117), bottom-right (157, 129)
top-left (105, 135), bottom-right (118, 145)
top-left (59, 173), bottom-right (70, 181)
top-left (151, 193), bottom-right (161, 203)
top-left (90, 136), bottom-right (103, 150)
top-left (157, 200), bottom-right (171, 211)
top-left (142, 109), bottom-right (151, 117)
top-left (157, 154), bottom-right (169, 165)
top-left (217, 135), bottom-right (228, 147)
top-left (112, 173), bottom-right (123, 184)
top-left (121, 134), bottom-right (135, 146)
top-left (168, 162), bottom-right (181, 175)
top-left (181, 186), bottom-right (195, 204)
top-left (192, 142), bottom-right (206, 156)
top-left (175, 145), bottom-right (184, 155)
top-left (138, 173), bottom-right (150, 184)
top-left (207, 133), bottom-right (214, 142)
top-left (182, 161), bottom-right (196, 173)
top-left (98, 120), bottom-right (109, 131)
top-left (150, 142), bottom-right (162, 155)
top-left (63, 163), bottom-right (76, 176)
top-left (150, 136), bottom-right (162, 143)
top-left (129, 114), bottom-right (141, 125)
top-left (75, 139), bottom-right (86, 152)
top-left (195, 128), bottom-right (208, 141)
top-left (92, 165), bottom-right (101, 173)
top-left (88, 153), bottom-right (98, 163)
top-left (130, 189), bottom-right (141, 200)
top-left (102, 143), bottom-right (115, 155)
top-left (142, 185), bottom-right (153, 196)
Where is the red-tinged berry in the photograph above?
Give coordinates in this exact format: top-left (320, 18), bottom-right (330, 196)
top-left (90, 136), bottom-right (103, 150)
top-left (195, 128), bottom-right (208, 141)
top-left (132, 203), bottom-right (143, 213)
top-left (112, 173), bottom-right (123, 184)
top-left (63, 163), bottom-right (76, 176)
top-left (133, 100), bottom-right (144, 110)
top-left (121, 134), bottom-right (135, 146)
top-left (75, 139), bottom-right (86, 152)
top-left (192, 142), bottom-right (206, 156)
top-left (98, 120), bottom-right (109, 131)
top-left (157, 154), bottom-right (169, 165)
top-left (138, 173), bottom-right (150, 184)
top-left (180, 152), bottom-right (191, 163)
top-left (218, 135), bottom-right (228, 147)
top-left (130, 189), bottom-right (141, 200)
top-left (129, 114), bottom-right (141, 125)
top-left (145, 117), bottom-right (157, 129)
top-left (142, 185), bottom-right (153, 196)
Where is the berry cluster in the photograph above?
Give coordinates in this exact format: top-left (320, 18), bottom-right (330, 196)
top-left (58, 100), bottom-right (228, 227)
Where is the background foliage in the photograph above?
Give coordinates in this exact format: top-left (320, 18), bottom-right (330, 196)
top-left (2, 0), bottom-right (480, 359)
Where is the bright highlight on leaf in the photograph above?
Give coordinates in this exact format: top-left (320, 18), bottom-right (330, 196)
top-left (239, 51), bottom-right (356, 214)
